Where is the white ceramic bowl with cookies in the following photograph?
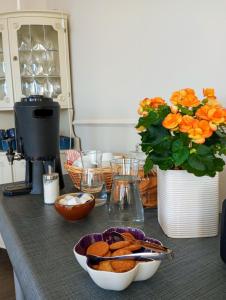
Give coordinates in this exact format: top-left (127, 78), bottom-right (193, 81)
top-left (73, 227), bottom-right (162, 291)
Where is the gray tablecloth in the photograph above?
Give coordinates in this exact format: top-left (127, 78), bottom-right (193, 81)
top-left (0, 177), bottom-right (226, 300)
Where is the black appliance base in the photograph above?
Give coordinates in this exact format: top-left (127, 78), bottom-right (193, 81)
top-left (3, 182), bottom-right (32, 196)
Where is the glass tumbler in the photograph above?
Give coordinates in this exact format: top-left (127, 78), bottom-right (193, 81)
top-left (81, 150), bottom-right (103, 168)
top-left (80, 168), bottom-right (104, 194)
top-left (80, 150), bottom-right (107, 206)
top-left (108, 159), bottom-right (144, 227)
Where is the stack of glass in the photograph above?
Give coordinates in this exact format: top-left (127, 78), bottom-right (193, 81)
top-left (17, 25), bottom-right (62, 98)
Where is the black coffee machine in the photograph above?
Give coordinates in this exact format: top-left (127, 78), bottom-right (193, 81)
top-left (3, 95), bottom-right (64, 196)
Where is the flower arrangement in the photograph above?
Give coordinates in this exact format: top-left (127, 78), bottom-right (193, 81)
top-left (136, 88), bottom-right (226, 176)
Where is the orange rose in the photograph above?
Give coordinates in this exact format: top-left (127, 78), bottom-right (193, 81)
top-left (196, 105), bottom-right (211, 121)
top-left (184, 88), bottom-right (196, 95)
top-left (150, 97), bottom-right (166, 108)
top-left (188, 128), bottom-right (205, 144)
top-left (207, 107), bottom-right (225, 124)
top-left (224, 108), bottom-right (226, 124)
top-left (180, 94), bottom-right (200, 107)
top-left (139, 98), bottom-right (151, 108)
top-left (170, 91), bottom-right (183, 105)
top-left (170, 88), bottom-right (200, 107)
top-left (162, 113), bottom-right (182, 129)
top-left (139, 97), bottom-right (166, 111)
top-left (179, 115), bottom-right (199, 133)
top-left (198, 120), bottom-right (213, 138)
top-left (188, 120), bottom-right (213, 144)
top-left (137, 106), bottom-right (148, 117)
top-left (203, 88), bottom-right (216, 99)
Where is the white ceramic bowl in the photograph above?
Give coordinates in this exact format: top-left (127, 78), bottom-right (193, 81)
top-left (73, 227), bottom-right (162, 291)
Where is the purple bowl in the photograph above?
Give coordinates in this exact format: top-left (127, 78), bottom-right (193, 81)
top-left (74, 227), bottom-right (161, 256)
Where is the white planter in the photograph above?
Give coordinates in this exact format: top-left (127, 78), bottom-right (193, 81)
top-left (157, 169), bottom-right (219, 238)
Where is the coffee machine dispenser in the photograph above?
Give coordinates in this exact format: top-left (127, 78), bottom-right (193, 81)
top-left (3, 95), bottom-right (64, 196)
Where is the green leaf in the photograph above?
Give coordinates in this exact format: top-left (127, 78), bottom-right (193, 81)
top-left (178, 105), bottom-right (194, 116)
top-left (172, 140), bottom-right (184, 152)
top-left (144, 157), bottom-right (154, 174)
top-left (172, 148), bottom-right (189, 166)
top-left (196, 144), bottom-right (211, 156)
top-left (188, 155), bottom-right (206, 171)
top-left (213, 157), bottom-right (225, 172)
top-left (179, 133), bottom-right (190, 145)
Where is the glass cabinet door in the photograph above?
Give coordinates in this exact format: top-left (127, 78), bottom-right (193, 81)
top-left (0, 19), bottom-right (14, 109)
top-left (9, 17), bottom-right (71, 108)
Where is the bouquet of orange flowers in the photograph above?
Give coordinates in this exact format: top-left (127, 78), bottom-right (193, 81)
top-left (136, 88), bottom-right (226, 176)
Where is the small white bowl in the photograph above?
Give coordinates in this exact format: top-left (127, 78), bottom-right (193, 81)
top-left (73, 227), bottom-right (162, 291)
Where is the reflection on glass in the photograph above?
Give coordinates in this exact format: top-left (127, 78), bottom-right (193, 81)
top-left (35, 78), bottom-right (45, 95)
top-left (0, 52), bottom-right (5, 77)
top-left (31, 25), bottom-right (46, 51)
top-left (44, 25), bottom-right (59, 50)
top-left (22, 78), bottom-right (35, 96)
top-left (0, 32), bottom-right (3, 52)
top-left (17, 25), bottom-right (62, 98)
top-left (46, 51), bottom-right (60, 76)
top-left (0, 79), bottom-right (7, 100)
top-left (18, 26), bottom-right (31, 51)
top-left (20, 51), bottom-right (33, 76)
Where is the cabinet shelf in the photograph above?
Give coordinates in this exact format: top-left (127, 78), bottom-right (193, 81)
top-left (19, 49), bottom-right (59, 53)
top-left (21, 75), bottom-right (60, 79)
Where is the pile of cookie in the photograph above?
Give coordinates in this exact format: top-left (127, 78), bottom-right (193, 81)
top-left (86, 232), bottom-right (144, 273)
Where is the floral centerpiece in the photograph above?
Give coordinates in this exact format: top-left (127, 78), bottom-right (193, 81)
top-left (136, 88), bottom-right (226, 177)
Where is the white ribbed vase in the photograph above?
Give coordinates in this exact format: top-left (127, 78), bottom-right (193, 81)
top-left (157, 169), bottom-right (219, 238)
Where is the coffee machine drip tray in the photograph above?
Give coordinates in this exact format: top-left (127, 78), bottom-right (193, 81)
top-left (3, 182), bottom-right (32, 196)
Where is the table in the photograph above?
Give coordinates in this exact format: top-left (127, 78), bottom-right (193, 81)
top-left (0, 176), bottom-right (226, 300)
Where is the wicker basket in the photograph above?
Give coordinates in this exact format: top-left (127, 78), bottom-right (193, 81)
top-left (64, 164), bottom-right (157, 208)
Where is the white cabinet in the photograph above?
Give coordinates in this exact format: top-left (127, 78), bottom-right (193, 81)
top-left (0, 19), bottom-right (14, 109)
top-left (0, 11), bottom-right (72, 110)
top-left (0, 153), bottom-right (12, 183)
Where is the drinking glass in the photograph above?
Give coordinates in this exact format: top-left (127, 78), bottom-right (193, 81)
top-left (32, 51), bottom-right (45, 76)
top-left (31, 25), bottom-right (45, 51)
top-left (21, 78), bottom-right (35, 97)
top-left (80, 168), bottom-right (104, 194)
top-left (43, 25), bottom-right (59, 51)
top-left (19, 51), bottom-right (33, 76)
top-left (80, 150), bottom-right (107, 206)
top-left (18, 25), bottom-right (32, 51)
top-left (111, 158), bottom-right (139, 176)
top-left (108, 158), bottom-right (144, 227)
top-left (35, 78), bottom-right (45, 95)
top-left (81, 150), bottom-right (103, 168)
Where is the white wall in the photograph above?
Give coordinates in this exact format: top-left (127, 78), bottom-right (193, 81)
top-left (0, 0), bottom-right (47, 11)
top-left (46, 0), bottom-right (226, 153)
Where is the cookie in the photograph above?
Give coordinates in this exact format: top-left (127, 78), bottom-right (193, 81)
top-left (109, 241), bottom-right (131, 251)
top-left (86, 241), bottom-right (109, 257)
top-left (98, 260), bottom-right (114, 272)
top-left (91, 264), bottom-right (99, 270)
top-left (110, 249), bottom-right (136, 272)
top-left (104, 251), bottom-right (111, 257)
top-left (121, 232), bottom-right (136, 241)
